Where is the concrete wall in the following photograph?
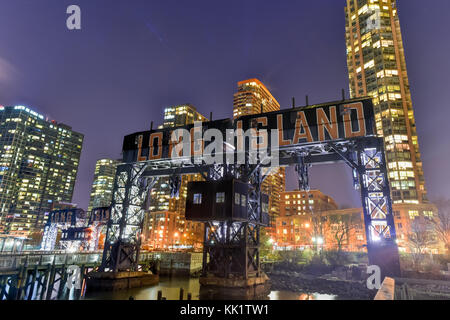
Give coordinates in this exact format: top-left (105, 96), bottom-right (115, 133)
top-left (156, 252), bottom-right (203, 276)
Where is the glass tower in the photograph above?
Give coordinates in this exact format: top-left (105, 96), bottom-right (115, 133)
top-left (233, 79), bottom-right (286, 217)
top-left (0, 105), bottom-right (83, 237)
top-left (88, 158), bottom-right (119, 212)
top-left (161, 104), bottom-right (207, 129)
top-left (345, 0), bottom-right (427, 204)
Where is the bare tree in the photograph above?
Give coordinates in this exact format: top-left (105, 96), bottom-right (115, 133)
top-left (407, 218), bottom-right (436, 268)
top-left (328, 213), bottom-right (361, 253)
top-left (430, 199), bottom-right (450, 254)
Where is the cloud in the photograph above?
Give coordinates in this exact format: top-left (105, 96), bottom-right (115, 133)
top-left (0, 56), bottom-right (19, 84)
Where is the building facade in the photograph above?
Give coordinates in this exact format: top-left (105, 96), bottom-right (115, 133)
top-left (87, 158), bottom-right (119, 212)
top-left (144, 211), bottom-right (203, 251)
top-left (279, 190), bottom-right (339, 217)
top-left (233, 79), bottom-right (286, 219)
top-left (0, 105), bottom-right (83, 237)
top-left (275, 190), bottom-right (340, 249)
top-left (345, 0), bottom-right (427, 204)
top-left (275, 193), bottom-right (442, 254)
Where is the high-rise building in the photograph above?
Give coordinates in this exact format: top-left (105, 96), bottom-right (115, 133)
top-left (160, 104), bottom-right (207, 129)
top-left (233, 79), bottom-right (286, 218)
top-left (87, 158), bottom-right (119, 212)
top-left (150, 104), bottom-right (208, 213)
top-left (145, 104), bottom-right (207, 249)
top-left (0, 105), bottom-right (83, 237)
top-left (345, 0), bottom-right (427, 204)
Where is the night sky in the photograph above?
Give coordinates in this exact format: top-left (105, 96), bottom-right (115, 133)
top-left (0, 0), bottom-right (449, 210)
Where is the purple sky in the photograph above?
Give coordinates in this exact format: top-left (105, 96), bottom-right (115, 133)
top-left (0, 0), bottom-right (449, 210)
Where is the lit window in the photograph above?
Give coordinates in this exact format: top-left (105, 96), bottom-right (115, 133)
top-left (216, 192), bottom-right (225, 203)
top-left (423, 211), bottom-right (434, 218)
top-left (241, 195), bottom-right (246, 207)
top-left (235, 193), bottom-right (240, 205)
top-left (193, 193), bottom-right (202, 204)
top-left (408, 210), bottom-right (419, 220)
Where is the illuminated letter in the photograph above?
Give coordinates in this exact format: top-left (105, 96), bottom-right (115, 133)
top-left (292, 111), bottom-right (313, 143)
top-left (149, 132), bottom-right (163, 160)
top-left (343, 102), bottom-right (366, 138)
top-left (136, 135), bottom-right (147, 161)
top-left (277, 114), bottom-right (292, 146)
top-left (317, 106), bottom-right (338, 141)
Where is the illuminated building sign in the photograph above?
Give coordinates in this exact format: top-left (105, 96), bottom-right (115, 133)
top-left (122, 98), bottom-right (375, 163)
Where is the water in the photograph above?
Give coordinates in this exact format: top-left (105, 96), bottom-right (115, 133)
top-left (83, 276), bottom-right (337, 300)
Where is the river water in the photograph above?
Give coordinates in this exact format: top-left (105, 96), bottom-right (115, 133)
top-left (83, 276), bottom-right (337, 300)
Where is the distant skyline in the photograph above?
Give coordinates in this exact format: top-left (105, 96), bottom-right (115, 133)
top-left (1, 0), bottom-right (449, 209)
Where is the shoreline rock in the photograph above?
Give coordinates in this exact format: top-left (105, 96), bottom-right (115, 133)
top-left (268, 272), bottom-right (376, 300)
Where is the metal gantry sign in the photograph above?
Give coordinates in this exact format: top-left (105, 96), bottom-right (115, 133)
top-left (101, 97), bottom-right (401, 279)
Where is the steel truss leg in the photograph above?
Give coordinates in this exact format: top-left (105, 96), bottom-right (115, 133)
top-left (100, 163), bottom-right (157, 272)
top-left (356, 138), bottom-right (401, 278)
top-left (203, 221), bottom-right (260, 279)
top-left (201, 164), bottom-right (263, 280)
top-left (334, 137), bottom-right (401, 278)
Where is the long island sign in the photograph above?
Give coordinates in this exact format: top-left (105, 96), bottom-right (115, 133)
top-left (122, 98), bottom-right (376, 168)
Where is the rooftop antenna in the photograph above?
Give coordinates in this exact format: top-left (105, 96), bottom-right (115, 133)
top-left (292, 97), bottom-right (296, 109)
top-left (150, 121), bottom-right (153, 131)
top-left (305, 95), bottom-right (309, 106)
top-left (210, 112), bottom-right (213, 121)
top-left (341, 89), bottom-right (346, 101)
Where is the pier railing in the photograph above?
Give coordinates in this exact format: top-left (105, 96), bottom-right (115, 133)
top-left (0, 251), bottom-right (103, 272)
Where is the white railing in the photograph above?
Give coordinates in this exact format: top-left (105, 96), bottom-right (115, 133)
top-left (0, 251), bottom-right (103, 271)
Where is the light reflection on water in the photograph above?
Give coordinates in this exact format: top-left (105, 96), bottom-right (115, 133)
top-left (83, 277), bottom-right (337, 301)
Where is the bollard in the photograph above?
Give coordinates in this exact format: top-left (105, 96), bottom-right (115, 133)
top-left (187, 293), bottom-right (192, 300)
top-left (179, 288), bottom-right (184, 300)
top-left (157, 290), bottom-right (162, 300)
